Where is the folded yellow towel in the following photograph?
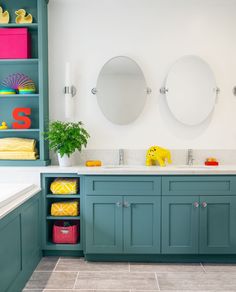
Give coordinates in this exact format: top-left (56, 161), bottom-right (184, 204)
top-left (0, 138), bottom-right (36, 152)
top-left (50, 178), bottom-right (78, 195)
top-left (0, 151), bottom-right (38, 160)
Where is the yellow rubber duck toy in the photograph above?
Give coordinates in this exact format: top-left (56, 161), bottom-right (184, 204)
top-left (0, 122), bottom-right (8, 130)
top-left (15, 9), bottom-right (33, 24)
top-left (0, 6), bottom-right (10, 24)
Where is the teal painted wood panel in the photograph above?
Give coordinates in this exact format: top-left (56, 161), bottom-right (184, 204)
top-left (85, 176), bottom-right (161, 196)
top-left (199, 196), bottom-right (236, 254)
top-left (162, 176), bottom-right (236, 196)
top-left (85, 196), bottom-right (123, 254)
top-left (0, 193), bottom-right (42, 292)
top-left (123, 196), bottom-right (161, 254)
top-left (0, 214), bottom-right (21, 292)
top-left (21, 196), bottom-right (41, 269)
top-left (162, 196), bottom-right (199, 254)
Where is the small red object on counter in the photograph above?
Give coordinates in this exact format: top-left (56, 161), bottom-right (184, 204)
top-left (205, 161), bottom-right (219, 166)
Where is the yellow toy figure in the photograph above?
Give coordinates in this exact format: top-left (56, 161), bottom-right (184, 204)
top-left (0, 122), bottom-right (8, 130)
top-left (0, 6), bottom-right (10, 24)
top-left (15, 9), bottom-right (33, 24)
top-left (146, 146), bottom-right (172, 167)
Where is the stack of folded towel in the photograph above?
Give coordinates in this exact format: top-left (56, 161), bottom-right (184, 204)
top-left (0, 138), bottom-right (38, 160)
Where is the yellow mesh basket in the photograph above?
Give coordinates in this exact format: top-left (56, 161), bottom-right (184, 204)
top-left (50, 178), bottom-right (78, 195)
top-left (51, 201), bottom-right (79, 216)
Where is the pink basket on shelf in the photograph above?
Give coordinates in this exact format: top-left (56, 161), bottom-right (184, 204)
top-left (52, 221), bottom-right (79, 244)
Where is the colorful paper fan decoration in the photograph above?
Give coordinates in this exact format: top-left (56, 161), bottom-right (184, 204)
top-left (1, 73), bottom-right (36, 94)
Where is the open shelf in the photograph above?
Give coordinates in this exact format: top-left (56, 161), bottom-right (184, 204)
top-left (0, 23), bottom-right (38, 29)
top-left (0, 160), bottom-right (50, 166)
top-left (0, 129), bottom-right (40, 132)
top-left (0, 58), bottom-right (39, 64)
top-left (42, 174), bottom-right (83, 254)
top-left (0, 94), bottom-right (39, 98)
top-left (46, 194), bottom-right (80, 199)
top-left (47, 216), bottom-right (80, 220)
top-left (45, 242), bottom-right (82, 251)
top-left (0, 1), bottom-right (49, 165)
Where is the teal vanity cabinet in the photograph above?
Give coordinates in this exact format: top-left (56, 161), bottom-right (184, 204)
top-left (84, 176), bottom-right (161, 254)
top-left (162, 176), bottom-right (236, 254)
top-left (0, 192), bottom-right (42, 292)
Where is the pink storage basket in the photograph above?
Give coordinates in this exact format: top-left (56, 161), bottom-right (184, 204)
top-left (0, 28), bottom-right (31, 59)
top-left (52, 221), bottom-right (79, 244)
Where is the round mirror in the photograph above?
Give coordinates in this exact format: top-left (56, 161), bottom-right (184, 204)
top-left (95, 56), bottom-right (148, 125)
top-left (164, 55), bottom-right (217, 126)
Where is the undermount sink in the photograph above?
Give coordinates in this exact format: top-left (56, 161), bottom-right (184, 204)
top-left (174, 165), bottom-right (215, 169)
top-left (103, 165), bottom-right (139, 169)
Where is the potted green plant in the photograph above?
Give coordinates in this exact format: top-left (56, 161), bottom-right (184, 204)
top-left (44, 120), bottom-right (90, 167)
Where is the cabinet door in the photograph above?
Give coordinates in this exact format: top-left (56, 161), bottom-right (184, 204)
top-left (162, 196), bottom-right (199, 254)
top-left (85, 196), bottom-right (123, 253)
top-left (123, 196), bottom-right (161, 254)
top-left (200, 196), bottom-right (236, 254)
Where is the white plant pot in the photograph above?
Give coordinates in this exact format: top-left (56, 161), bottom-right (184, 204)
top-left (57, 153), bottom-right (72, 167)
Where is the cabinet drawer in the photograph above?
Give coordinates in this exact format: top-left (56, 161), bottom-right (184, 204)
top-left (162, 176), bottom-right (236, 196)
top-left (85, 176), bottom-right (161, 196)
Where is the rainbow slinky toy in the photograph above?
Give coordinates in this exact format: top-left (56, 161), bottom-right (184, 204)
top-left (1, 73), bottom-right (36, 94)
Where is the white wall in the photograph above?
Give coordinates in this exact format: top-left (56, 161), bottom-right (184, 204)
top-left (48, 0), bottom-right (236, 149)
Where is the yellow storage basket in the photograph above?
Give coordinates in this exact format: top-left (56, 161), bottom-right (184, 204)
top-left (51, 201), bottom-right (79, 216)
top-left (50, 178), bottom-right (78, 195)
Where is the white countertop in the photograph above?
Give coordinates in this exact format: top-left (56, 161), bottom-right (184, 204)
top-left (75, 165), bottom-right (236, 175)
top-left (2, 165), bottom-right (236, 175)
top-left (0, 184), bottom-right (41, 220)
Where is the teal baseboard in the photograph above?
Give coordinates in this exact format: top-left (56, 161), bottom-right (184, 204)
top-left (43, 250), bottom-right (84, 257)
top-left (85, 254), bottom-right (236, 263)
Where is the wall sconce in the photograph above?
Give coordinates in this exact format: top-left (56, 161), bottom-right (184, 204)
top-left (64, 62), bottom-right (77, 119)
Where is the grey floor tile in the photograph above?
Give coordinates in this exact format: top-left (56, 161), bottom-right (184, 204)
top-left (131, 290), bottom-right (159, 292)
top-left (55, 257), bottom-right (129, 272)
top-left (75, 271), bottom-right (158, 290)
top-left (157, 272), bottom-right (236, 291)
top-left (23, 290), bottom-right (43, 292)
top-left (24, 271), bottom-right (77, 289)
top-left (130, 263), bottom-right (204, 273)
top-left (35, 257), bottom-right (59, 271)
top-left (203, 263), bottom-right (236, 272)
top-left (44, 290), bottom-right (93, 292)
top-left (93, 290), bottom-right (130, 292)
top-left (44, 290), bottom-right (128, 292)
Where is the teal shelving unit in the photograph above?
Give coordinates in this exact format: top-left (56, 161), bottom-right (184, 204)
top-left (0, 0), bottom-right (50, 166)
top-left (41, 173), bottom-right (83, 254)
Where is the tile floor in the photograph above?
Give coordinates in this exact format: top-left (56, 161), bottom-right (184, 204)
top-left (23, 257), bottom-right (236, 291)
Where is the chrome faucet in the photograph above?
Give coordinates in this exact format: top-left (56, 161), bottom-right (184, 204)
top-left (119, 149), bottom-right (124, 165)
top-left (187, 149), bottom-right (194, 166)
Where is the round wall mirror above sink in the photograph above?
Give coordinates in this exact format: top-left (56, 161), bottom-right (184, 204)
top-left (92, 56), bottom-right (149, 125)
top-left (160, 55), bottom-right (219, 126)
